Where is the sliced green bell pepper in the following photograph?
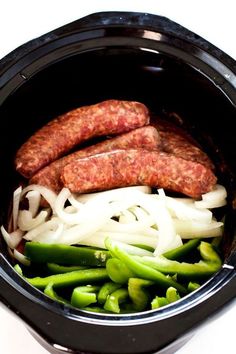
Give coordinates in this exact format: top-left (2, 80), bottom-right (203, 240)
top-left (106, 258), bottom-right (135, 284)
top-left (97, 281), bottom-right (122, 305)
top-left (188, 281), bottom-right (201, 292)
top-left (151, 296), bottom-right (169, 309)
top-left (104, 288), bottom-right (129, 313)
top-left (44, 282), bottom-right (70, 305)
top-left (105, 238), bottom-right (187, 294)
top-left (138, 241), bottom-right (222, 279)
top-left (47, 263), bottom-right (88, 274)
top-left (166, 287), bottom-right (180, 303)
top-left (25, 242), bottom-right (110, 266)
top-left (163, 239), bottom-right (201, 260)
top-left (128, 278), bottom-right (154, 311)
top-left (71, 285), bottom-right (101, 308)
top-left (26, 268), bottom-right (109, 289)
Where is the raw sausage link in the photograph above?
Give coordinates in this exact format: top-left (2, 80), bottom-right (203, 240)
top-left (61, 149), bottom-right (217, 198)
top-left (30, 126), bottom-right (161, 194)
top-left (159, 131), bottom-right (214, 170)
top-left (152, 119), bottom-right (214, 170)
top-left (15, 100), bottom-right (150, 178)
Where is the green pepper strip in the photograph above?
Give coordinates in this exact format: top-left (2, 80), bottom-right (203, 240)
top-left (47, 263), bottom-right (88, 274)
top-left (106, 258), bottom-right (136, 284)
top-left (24, 242), bottom-right (110, 266)
top-left (137, 241), bottom-right (222, 279)
top-left (128, 278), bottom-right (154, 311)
top-left (14, 264), bottom-right (23, 276)
top-left (151, 296), bottom-right (169, 309)
top-left (97, 281), bottom-right (122, 305)
top-left (163, 239), bottom-right (201, 260)
top-left (166, 287), bottom-right (180, 303)
top-left (44, 282), bottom-right (70, 305)
top-left (71, 285), bottom-right (101, 308)
top-left (105, 238), bottom-right (187, 294)
top-left (188, 281), bottom-right (201, 292)
top-left (26, 268), bottom-right (109, 289)
top-left (151, 286), bottom-right (180, 310)
top-left (104, 288), bottom-right (129, 313)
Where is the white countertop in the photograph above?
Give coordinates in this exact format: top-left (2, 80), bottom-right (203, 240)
top-left (0, 1), bottom-right (236, 353)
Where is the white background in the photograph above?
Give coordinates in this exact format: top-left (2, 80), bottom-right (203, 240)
top-left (0, 1), bottom-right (236, 353)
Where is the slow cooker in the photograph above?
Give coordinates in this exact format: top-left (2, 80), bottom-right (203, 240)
top-left (0, 11), bottom-right (236, 354)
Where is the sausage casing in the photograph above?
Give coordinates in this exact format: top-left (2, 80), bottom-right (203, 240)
top-left (152, 118), bottom-right (214, 170)
top-left (61, 149), bottom-right (217, 198)
top-left (30, 126), bottom-right (160, 193)
top-left (15, 100), bottom-right (150, 178)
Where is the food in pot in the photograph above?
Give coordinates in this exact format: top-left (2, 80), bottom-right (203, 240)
top-left (15, 100), bottom-right (150, 178)
top-left (61, 148), bottom-right (216, 198)
top-left (30, 126), bottom-right (161, 194)
top-left (159, 130), bottom-right (214, 170)
top-left (1, 99), bottom-right (226, 314)
top-left (9, 185), bottom-right (225, 313)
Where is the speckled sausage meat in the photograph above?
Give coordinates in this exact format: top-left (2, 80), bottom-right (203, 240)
top-left (159, 130), bottom-right (214, 170)
top-left (30, 126), bottom-right (160, 193)
top-left (61, 149), bottom-right (217, 198)
top-left (15, 100), bottom-right (150, 178)
top-left (152, 119), bottom-right (214, 170)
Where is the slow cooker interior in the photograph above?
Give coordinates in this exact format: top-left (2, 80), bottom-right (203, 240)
top-left (0, 47), bottom-right (236, 259)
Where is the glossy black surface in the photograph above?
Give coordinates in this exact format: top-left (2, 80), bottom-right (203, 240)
top-left (0, 11), bottom-right (236, 354)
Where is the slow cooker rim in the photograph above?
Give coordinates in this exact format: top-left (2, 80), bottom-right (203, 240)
top-left (1, 11), bottom-right (236, 98)
top-left (1, 11), bottom-right (236, 74)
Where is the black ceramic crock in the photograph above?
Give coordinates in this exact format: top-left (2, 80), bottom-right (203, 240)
top-left (0, 12), bottom-right (236, 354)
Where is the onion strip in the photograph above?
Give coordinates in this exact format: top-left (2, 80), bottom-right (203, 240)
top-left (21, 184), bottom-right (57, 212)
top-left (12, 186), bottom-right (22, 231)
top-left (0, 226), bottom-right (23, 249)
top-left (13, 249), bottom-right (31, 266)
top-left (195, 184), bottom-right (227, 209)
top-left (25, 190), bottom-right (41, 217)
top-left (79, 231), bottom-right (158, 250)
top-left (17, 209), bottom-right (49, 231)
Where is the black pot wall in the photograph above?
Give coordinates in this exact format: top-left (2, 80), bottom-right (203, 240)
top-left (0, 12), bottom-right (236, 354)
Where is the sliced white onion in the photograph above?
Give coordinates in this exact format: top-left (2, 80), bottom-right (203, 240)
top-left (21, 184), bottom-right (57, 212)
top-left (169, 234), bottom-right (183, 250)
top-left (75, 186), bottom-right (151, 203)
top-left (25, 190), bottom-right (41, 217)
top-left (118, 209), bottom-right (136, 223)
top-left (64, 205), bottom-right (77, 213)
top-left (0, 226), bottom-right (24, 249)
top-left (68, 194), bottom-right (84, 209)
top-left (4, 183), bottom-right (227, 259)
top-left (80, 231), bottom-right (158, 249)
top-left (173, 219), bottom-right (223, 238)
top-left (136, 193), bottom-right (176, 255)
top-left (153, 191), bottom-right (213, 224)
top-left (129, 206), bottom-right (153, 223)
top-left (34, 223), bottom-right (64, 243)
top-left (23, 218), bottom-right (61, 241)
top-left (101, 219), bottom-right (158, 237)
top-left (13, 249), bottom-right (31, 266)
top-left (54, 188), bottom-right (82, 225)
top-left (17, 209), bottom-right (49, 231)
top-left (54, 188), bottom-right (113, 225)
top-left (57, 205), bottom-right (117, 245)
top-left (12, 186), bottom-right (22, 231)
top-left (195, 184), bottom-right (227, 209)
